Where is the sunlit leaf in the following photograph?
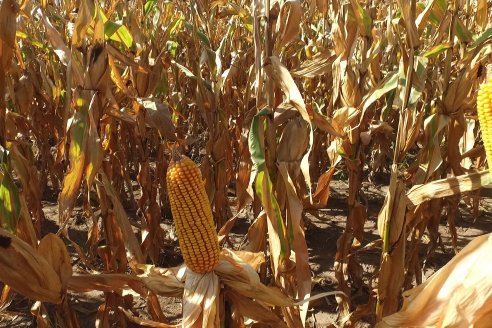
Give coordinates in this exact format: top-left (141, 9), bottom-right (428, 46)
top-left (362, 71), bottom-right (398, 111)
top-left (144, 0), bottom-right (157, 16)
top-left (349, 0), bottom-right (372, 36)
top-left (0, 228), bottom-right (62, 304)
top-left (58, 93), bottom-right (90, 224)
top-left (71, 0), bottom-right (95, 47)
top-left (377, 233), bottom-right (492, 327)
top-left (104, 21), bottom-right (134, 48)
top-left (248, 109), bottom-right (290, 277)
top-left (171, 60), bottom-right (197, 80)
top-left (0, 167), bottom-right (20, 232)
top-left (424, 43), bottom-right (452, 58)
top-left (472, 26), bottom-right (492, 48)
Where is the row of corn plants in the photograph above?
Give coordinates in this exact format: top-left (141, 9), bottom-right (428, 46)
top-left (1, 0), bottom-right (492, 327)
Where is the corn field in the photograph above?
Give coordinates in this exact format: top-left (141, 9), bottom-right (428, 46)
top-left (1, 0), bottom-right (492, 327)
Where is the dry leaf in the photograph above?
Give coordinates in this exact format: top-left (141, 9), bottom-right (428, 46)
top-left (101, 172), bottom-right (145, 264)
top-left (376, 166), bottom-right (407, 319)
top-left (182, 271), bottom-right (220, 328)
top-left (275, 0), bottom-right (302, 52)
top-left (278, 162), bottom-right (311, 323)
top-left (119, 307), bottom-right (178, 328)
top-left (68, 273), bottom-right (146, 295)
top-left (407, 170), bottom-right (491, 207)
top-left (291, 52), bottom-right (335, 78)
top-left (137, 98), bottom-right (177, 140)
top-left (226, 291), bottom-right (288, 327)
top-left (38, 234), bottom-right (73, 289)
top-left (377, 233), bottom-right (492, 327)
top-left (0, 228), bottom-right (62, 304)
top-left (71, 0), bottom-right (95, 48)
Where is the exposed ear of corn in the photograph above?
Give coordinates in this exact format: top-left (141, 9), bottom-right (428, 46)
top-left (166, 154), bottom-right (220, 273)
top-left (477, 69), bottom-right (492, 174)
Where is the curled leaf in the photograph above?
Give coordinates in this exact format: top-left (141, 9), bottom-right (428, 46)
top-left (0, 228), bottom-right (62, 304)
top-left (377, 233), bottom-right (492, 327)
top-left (275, 0), bottom-right (302, 52)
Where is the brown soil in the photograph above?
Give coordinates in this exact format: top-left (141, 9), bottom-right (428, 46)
top-left (1, 179), bottom-right (492, 328)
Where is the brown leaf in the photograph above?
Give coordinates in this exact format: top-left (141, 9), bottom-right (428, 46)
top-left (71, 0), bottom-right (95, 48)
top-left (101, 173), bottom-right (145, 264)
top-left (85, 106), bottom-right (104, 188)
top-left (278, 163), bottom-right (311, 323)
top-left (0, 0), bottom-right (17, 71)
top-left (377, 167), bottom-right (407, 246)
top-left (477, 0), bottom-right (488, 31)
top-left (263, 56), bottom-right (309, 123)
top-left (278, 117), bottom-right (309, 166)
top-left (377, 233), bottom-right (492, 327)
top-left (275, 0), bottom-right (302, 52)
top-left (291, 52), bottom-right (335, 78)
top-left (407, 170), bottom-right (490, 207)
top-left (33, 8), bottom-right (83, 85)
top-left (215, 249), bottom-right (294, 308)
top-left (13, 74), bottom-right (34, 116)
top-left (443, 62), bottom-right (481, 114)
top-left (311, 110), bottom-right (344, 137)
top-left (230, 250), bottom-right (265, 271)
top-left (38, 234), bottom-right (73, 290)
top-left (119, 307), bottom-right (178, 327)
top-left (138, 266), bottom-right (185, 298)
top-left (86, 42), bottom-right (109, 91)
top-left (416, 0), bottom-right (437, 35)
top-left (0, 0), bottom-right (18, 146)
top-left (396, 0), bottom-right (420, 47)
top-left (138, 98), bottom-right (177, 140)
top-left (376, 167), bottom-right (407, 320)
top-left (244, 212), bottom-right (267, 252)
top-left (226, 291), bottom-right (288, 327)
top-left (332, 107), bottom-right (359, 135)
top-left (313, 166), bottom-right (336, 207)
top-left (0, 228), bottom-right (62, 304)
top-left (67, 273), bottom-right (146, 295)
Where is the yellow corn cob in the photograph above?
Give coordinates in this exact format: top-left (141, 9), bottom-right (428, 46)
top-left (166, 154), bottom-right (220, 273)
top-left (477, 75), bottom-right (492, 174)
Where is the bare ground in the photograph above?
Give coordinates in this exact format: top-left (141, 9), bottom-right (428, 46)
top-left (2, 179), bottom-right (492, 328)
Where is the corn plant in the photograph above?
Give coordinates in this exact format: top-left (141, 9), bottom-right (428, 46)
top-left (1, 0), bottom-right (492, 327)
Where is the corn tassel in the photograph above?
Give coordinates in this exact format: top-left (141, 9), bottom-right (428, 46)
top-left (166, 154), bottom-right (220, 273)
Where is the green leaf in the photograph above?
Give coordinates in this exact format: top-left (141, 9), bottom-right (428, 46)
top-left (362, 71), bottom-right (398, 111)
top-left (351, 0), bottom-right (372, 36)
top-left (429, 0), bottom-right (446, 26)
top-left (472, 26), bottom-right (492, 48)
top-left (163, 16), bottom-right (183, 41)
top-left (248, 108), bottom-right (270, 171)
top-left (15, 31), bottom-right (27, 39)
top-left (184, 21), bottom-right (211, 47)
top-left (455, 18), bottom-right (473, 43)
top-left (144, 0), bottom-right (156, 16)
top-left (424, 43), bottom-right (451, 58)
top-left (254, 170), bottom-right (288, 260)
top-left (0, 169), bottom-right (21, 233)
top-left (196, 30), bottom-right (211, 48)
top-left (409, 56), bottom-right (428, 106)
top-left (248, 109), bottom-right (290, 270)
top-left (167, 41), bottom-right (178, 57)
top-left (104, 21), bottom-right (134, 48)
top-left (171, 60), bottom-right (197, 80)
